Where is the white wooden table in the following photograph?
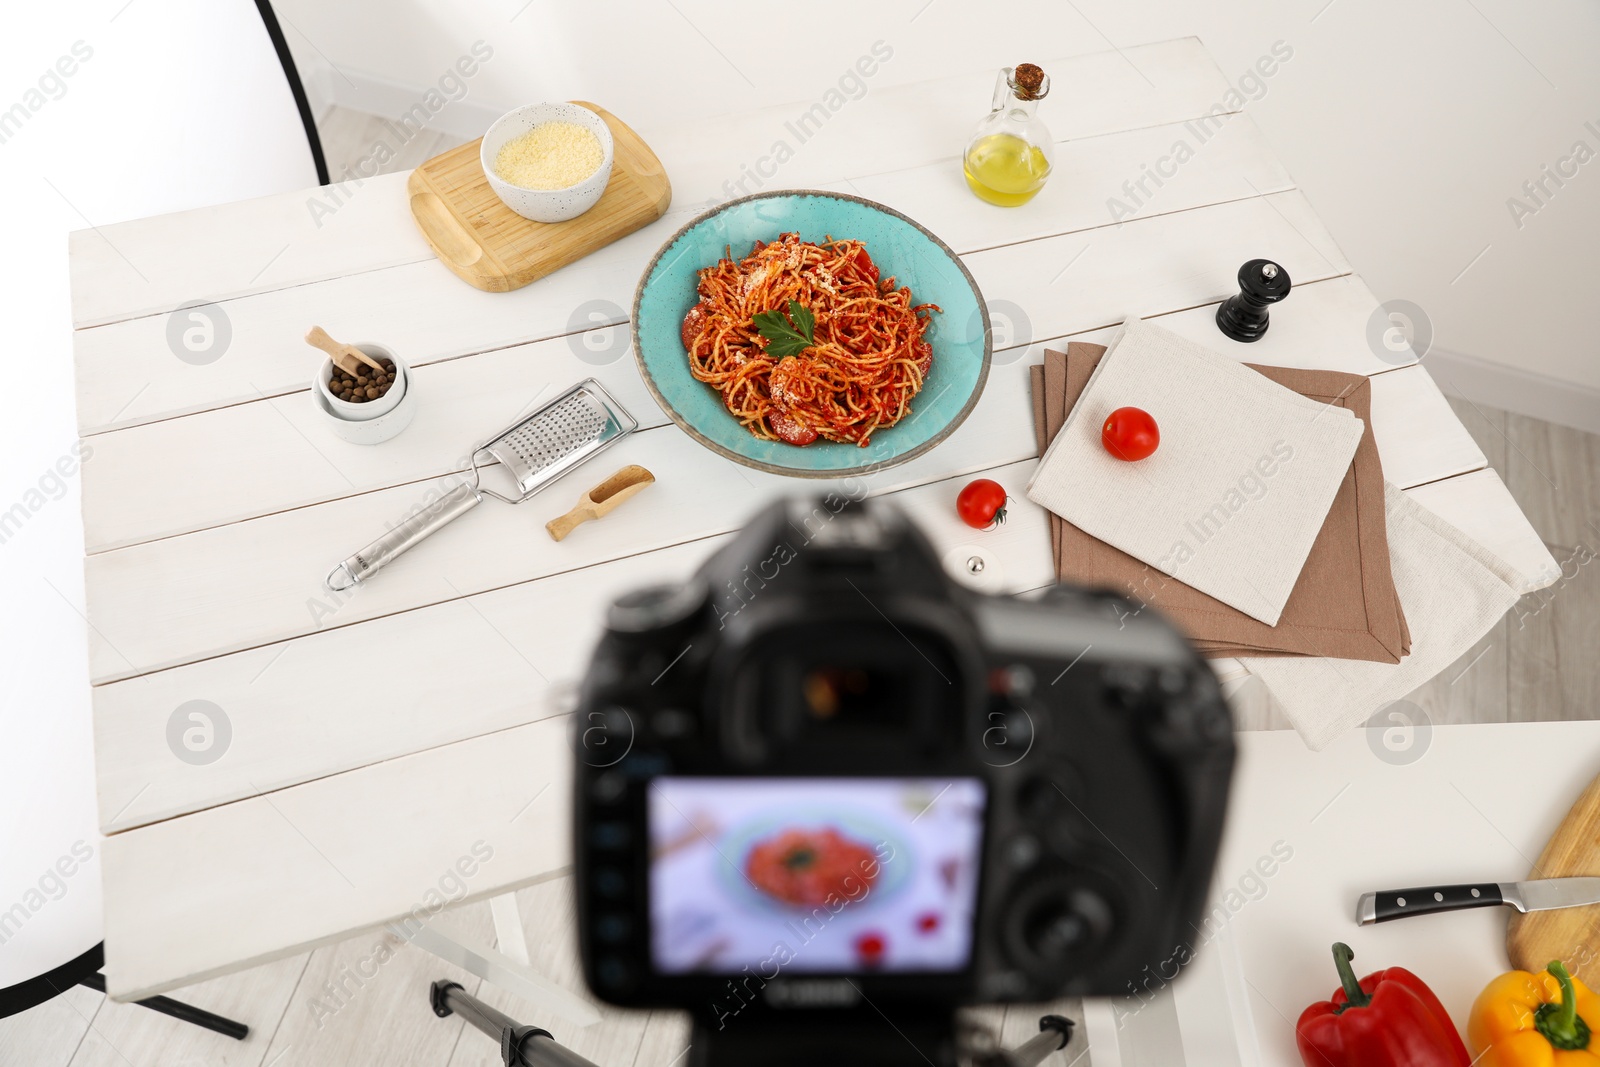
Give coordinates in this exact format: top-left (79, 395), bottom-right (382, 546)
top-left (1084, 721), bottom-right (1600, 1065)
top-left (69, 38), bottom-right (1560, 1004)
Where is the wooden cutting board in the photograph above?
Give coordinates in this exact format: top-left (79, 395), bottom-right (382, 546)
top-left (1508, 768), bottom-right (1600, 974)
top-left (407, 101), bottom-right (671, 292)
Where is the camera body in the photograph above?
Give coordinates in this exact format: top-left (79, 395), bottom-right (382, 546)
top-left (574, 497), bottom-right (1233, 1021)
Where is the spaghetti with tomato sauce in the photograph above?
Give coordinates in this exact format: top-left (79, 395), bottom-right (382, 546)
top-left (681, 233), bottom-right (940, 446)
top-left (743, 826), bottom-right (879, 908)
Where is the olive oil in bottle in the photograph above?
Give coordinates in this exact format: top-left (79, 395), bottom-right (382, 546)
top-left (963, 63), bottom-right (1053, 207)
top-left (964, 134), bottom-right (1051, 207)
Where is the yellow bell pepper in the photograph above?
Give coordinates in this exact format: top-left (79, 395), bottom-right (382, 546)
top-left (1469, 960), bottom-right (1600, 1067)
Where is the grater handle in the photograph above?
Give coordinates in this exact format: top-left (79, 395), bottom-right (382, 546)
top-left (325, 482), bottom-right (481, 591)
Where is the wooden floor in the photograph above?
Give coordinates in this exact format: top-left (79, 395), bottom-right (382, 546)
top-left (7, 106), bottom-right (1596, 1067)
top-left (1396, 397), bottom-right (1600, 728)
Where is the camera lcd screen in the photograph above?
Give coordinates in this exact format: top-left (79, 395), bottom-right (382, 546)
top-left (648, 777), bottom-right (987, 975)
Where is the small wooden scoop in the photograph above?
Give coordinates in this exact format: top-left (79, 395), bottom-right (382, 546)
top-left (305, 325), bottom-right (386, 376)
top-left (546, 465), bottom-right (655, 542)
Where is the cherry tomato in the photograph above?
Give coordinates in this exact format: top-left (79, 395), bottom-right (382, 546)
top-left (855, 932), bottom-right (887, 965)
top-left (1101, 406), bottom-right (1160, 462)
top-left (852, 247), bottom-right (879, 283)
top-left (768, 408), bottom-right (818, 446)
top-left (956, 479), bottom-right (1008, 529)
top-left (681, 303), bottom-right (709, 349)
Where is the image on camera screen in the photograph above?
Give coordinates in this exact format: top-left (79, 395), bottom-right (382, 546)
top-left (648, 777), bottom-right (986, 975)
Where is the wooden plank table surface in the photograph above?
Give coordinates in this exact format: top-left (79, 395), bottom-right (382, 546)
top-left (1080, 721), bottom-right (1600, 1064)
top-left (68, 37), bottom-right (1561, 1002)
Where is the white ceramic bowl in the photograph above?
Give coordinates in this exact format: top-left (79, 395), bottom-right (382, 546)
top-left (314, 343), bottom-right (407, 423)
top-left (481, 102), bottom-right (614, 223)
top-left (311, 378), bottom-right (417, 445)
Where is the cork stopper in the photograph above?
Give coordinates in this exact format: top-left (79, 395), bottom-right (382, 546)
top-left (1012, 62), bottom-right (1048, 101)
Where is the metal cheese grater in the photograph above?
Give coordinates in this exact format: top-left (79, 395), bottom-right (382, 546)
top-left (325, 378), bottom-right (636, 591)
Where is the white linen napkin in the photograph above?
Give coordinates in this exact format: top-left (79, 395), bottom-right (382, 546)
top-left (1025, 317), bottom-right (1365, 625)
top-left (1242, 483), bottom-right (1525, 750)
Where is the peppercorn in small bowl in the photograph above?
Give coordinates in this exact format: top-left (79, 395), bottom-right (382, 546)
top-left (481, 102), bottom-right (615, 223)
top-left (314, 343), bottom-right (408, 422)
top-left (311, 342), bottom-right (416, 445)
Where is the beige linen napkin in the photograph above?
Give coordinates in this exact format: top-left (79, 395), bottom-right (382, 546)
top-left (1032, 345), bottom-right (1411, 662)
top-left (1241, 483), bottom-right (1524, 750)
top-left (1026, 318), bottom-right (1365, 625)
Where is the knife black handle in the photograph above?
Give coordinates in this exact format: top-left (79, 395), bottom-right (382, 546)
top-left (1357, 883), bottom-right (1504, 924)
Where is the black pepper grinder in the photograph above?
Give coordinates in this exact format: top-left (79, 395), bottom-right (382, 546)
top-left (1215, 259), bottom-right (1291, 343)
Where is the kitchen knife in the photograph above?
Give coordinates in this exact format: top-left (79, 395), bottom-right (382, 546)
top-left (1357, 878), bottom-right (1600, 924)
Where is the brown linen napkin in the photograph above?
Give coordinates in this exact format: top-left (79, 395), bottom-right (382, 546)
top-left (1031, 343), bottom-right (1410, 662)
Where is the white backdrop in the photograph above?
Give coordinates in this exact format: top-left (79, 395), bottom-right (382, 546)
top-left (0, 0), bottom-right (318, 987)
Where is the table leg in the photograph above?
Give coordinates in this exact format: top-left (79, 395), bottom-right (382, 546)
top-left (398, 916), bottom-right (601, 1027)
top-left (77, 971), bottom-right (250, 1041)
top-left (488, 891), bottom-right (532, 965)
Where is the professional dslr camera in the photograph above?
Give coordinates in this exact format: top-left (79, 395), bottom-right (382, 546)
top-left (562, 496), bottom-right (1234, 1065)
top-left (435, 496), bottom-right (1235, 1067)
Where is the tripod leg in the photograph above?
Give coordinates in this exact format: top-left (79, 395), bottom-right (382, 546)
top-left (986, 1015), bottom-right (1073, 1067)
top-left (77, 972), bottom-right (249, 1041)
top-left (431, 981), bottom-right (602, 1067)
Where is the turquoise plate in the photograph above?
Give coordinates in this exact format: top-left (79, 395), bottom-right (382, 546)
top-left (632, 190), bottom-right (991, 478)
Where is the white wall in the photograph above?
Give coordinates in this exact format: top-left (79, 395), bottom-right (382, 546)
top-left (278, 0), bottom-right (1600, 401)
top-left (2, 0), bottom-right (327, 981)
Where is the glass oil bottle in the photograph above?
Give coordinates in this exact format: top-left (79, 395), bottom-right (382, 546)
top-left (963, 63), bottom-right (1053, 207)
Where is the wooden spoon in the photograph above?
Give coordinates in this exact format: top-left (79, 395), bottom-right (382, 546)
top-left (546, 465), bottom-right (655, 542)
top-left (305, 325), bottom-right (386, 376)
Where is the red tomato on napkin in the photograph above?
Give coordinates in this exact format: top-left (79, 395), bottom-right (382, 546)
top-left (1102, 407), bottom-right (1160, 461)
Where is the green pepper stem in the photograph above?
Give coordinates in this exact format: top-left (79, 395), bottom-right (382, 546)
top-left (1331, 943), bottom-right (1371, 1010)
top-left (1544, 961), bottom-right (1583, 1046)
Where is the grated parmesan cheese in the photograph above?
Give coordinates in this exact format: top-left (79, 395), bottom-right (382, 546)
top-left (741, 263), bottom-right (771, 294)
top-left (493, 121), bottom-right (603, 190)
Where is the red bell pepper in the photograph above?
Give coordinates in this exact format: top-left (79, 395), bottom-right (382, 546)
top-left (1295, 943), bottom-right (1470, 1067)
